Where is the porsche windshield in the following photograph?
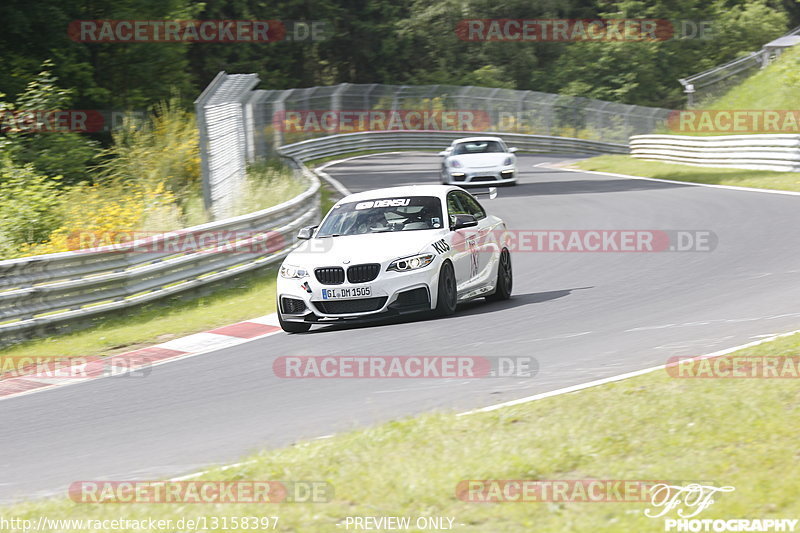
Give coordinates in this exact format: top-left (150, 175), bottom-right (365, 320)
top-left (452, 140), bottom-right (505, 155)
top-left (317, 196), bottom-right (444, 236)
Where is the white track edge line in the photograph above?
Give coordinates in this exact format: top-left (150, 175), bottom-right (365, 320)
top-left (556, 165), bottom-right (800, 197)
top-left (457, 327), bottom-right (800, 416)
top-left (314, 169), bottom-right (351, 197)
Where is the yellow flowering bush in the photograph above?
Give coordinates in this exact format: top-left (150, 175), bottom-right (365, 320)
top-left (30, 181), bottom-right (178, 254)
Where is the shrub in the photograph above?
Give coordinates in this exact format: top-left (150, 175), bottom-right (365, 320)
top-left (0, 155), bottom-right (63, 258)
top-left (96, 96), bottom-right (200, 197)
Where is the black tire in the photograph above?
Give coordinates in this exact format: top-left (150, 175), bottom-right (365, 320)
top-left (434, 261), bottom-right (458, 316)
top-left (278, 309), bottom-right (312, 333)
top-left (487, 249), bottom-right (512, 301)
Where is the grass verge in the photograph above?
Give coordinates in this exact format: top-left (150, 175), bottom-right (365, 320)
top-left (3, 332), bottom-right (799, 532)
top-left (574, 155), bottom-right (800, 193)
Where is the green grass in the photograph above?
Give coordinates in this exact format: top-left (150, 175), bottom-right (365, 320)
top-left (3, 332), bottom-right (799, 532)
top-left (320, 186), bottom-right (335, 215)
top-left (704, 45), bottom-right (800, 111)
top-left (574, 155), bottom-right (800, 192)
top-left (0, 268), bottom-right (278, 360)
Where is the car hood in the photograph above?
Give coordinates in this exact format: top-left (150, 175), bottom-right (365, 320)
top-left (285, 230), bottom-right (448, 267)
top-left (450, 152), bottom-right (510, 168)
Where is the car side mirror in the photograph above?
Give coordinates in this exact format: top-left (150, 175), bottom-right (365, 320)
top-left (297, 225), bottom-right (317, 240)
top-left (450, 214), bottom-right (478, 231)
top-left (508, 147), bottom-right (518, 153)
top-left (438, 151), bottom-right (449, 157)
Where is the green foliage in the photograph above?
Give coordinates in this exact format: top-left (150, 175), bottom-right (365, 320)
top-left (0, 156), bottom-right (63, 257)
top-left (0, 61), bottom-right (99, 184)
top-left (234, 159), bottom-right (305, 216)
top-left (96, 96), bottom-right (200, 197)
top-left (0, 0), bottom-right (796, 112)
top-left (0, 0), bottom-right (198, 109)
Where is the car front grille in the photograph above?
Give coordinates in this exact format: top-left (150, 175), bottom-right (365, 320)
top-left (346, 263), bottom-right (381, 283)
top-left (314, 297), bottom-right (388, 314)
top-left (471, 176), bottom-right (497, 182)
top-left (281, 297), bottom-right (306, 314)
top-left (315, 267), bottom-right (345, 285)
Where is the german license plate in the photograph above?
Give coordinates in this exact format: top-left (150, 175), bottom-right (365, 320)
top-left (321, 286), bottom-right (372, 299)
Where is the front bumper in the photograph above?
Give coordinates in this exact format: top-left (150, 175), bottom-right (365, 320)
top-left (277, 264), bottom-right (439, 323)
top-left (446, 166), bottom-right (516, 184)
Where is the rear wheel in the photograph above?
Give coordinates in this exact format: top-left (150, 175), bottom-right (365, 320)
top-left (434, 261), bottom-right (458, 316)
top-left (487, 249), bottom-right (512, 301)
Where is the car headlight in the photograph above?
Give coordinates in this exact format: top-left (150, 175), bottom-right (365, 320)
top-left (387, 253), bottom-right (435, 272)
top-left (503, 157), bottom-right (513, 166)
top-left (279, 264), bottom-right (309, 279)
top-left (450, 159), bottom-right (462, 168)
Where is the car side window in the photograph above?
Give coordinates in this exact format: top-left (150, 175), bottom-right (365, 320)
top-left (447, 192), bottom-right (468, 217)
top-left (455, 191), bottom-right (486, 220)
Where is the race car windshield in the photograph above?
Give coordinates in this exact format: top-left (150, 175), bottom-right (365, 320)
top-left (317, 196), bottom-right (444, 236)
top-left (452, 140), bottom-right (505, 155)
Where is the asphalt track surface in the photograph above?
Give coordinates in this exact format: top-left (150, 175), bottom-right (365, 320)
top-left (2, 152), bottom-right (800, 503)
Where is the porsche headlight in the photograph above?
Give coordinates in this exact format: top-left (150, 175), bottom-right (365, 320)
top-left (279, 264), bottom-right (309, 279)
top-left (450, 159), bottom-right (462, 168)
top-left (387, 253), bottom-right (435, 272)
top-left (503, 157), bottom-right (513, 166)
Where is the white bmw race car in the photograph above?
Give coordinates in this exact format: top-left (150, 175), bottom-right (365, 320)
top-left (439, 136), bottom-right (517, 186)
top-left (276, 185), bottom-right (513, 332)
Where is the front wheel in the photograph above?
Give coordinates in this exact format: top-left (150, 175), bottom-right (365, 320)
top-left (486, 249), bottom-right (512, 301)
top-left (434, 261), bottom-right (458, 316)
top-left (278, 311), bottom-right (312, 333)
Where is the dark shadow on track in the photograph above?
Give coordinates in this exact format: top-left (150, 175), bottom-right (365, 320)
top-left (455, 287), bottom-right (593, 316)
top-left (303, 287), bottom-right (591, 334)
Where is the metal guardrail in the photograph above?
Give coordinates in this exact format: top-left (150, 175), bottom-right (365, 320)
top-left (0, 166), bottom-right (320, 348)
top-left (278, 130), bottom-right (629, 162)
top-left (630, 134), bottom-right (800, 172)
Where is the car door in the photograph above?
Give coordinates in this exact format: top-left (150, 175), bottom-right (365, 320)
top-left (453, 191), bottom-right (495, 289)
top-left (446, 191), bottom-right (480, 295)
